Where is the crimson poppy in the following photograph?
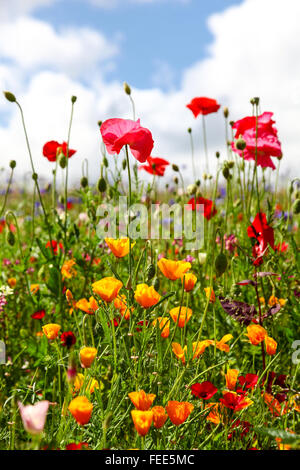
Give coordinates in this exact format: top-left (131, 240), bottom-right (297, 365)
top-left (31, 309), bottom-right (46, 320)
top-left (139, 156), bottom-right (169, 176)
top-left (43, 141), bottom-right (76, 162)
top-left (247, 213), bottom-right (275, 265)
top-left (231, 112), bottom-right (282, 169)
top-left (237, 373), bottom-right (258, 391)
top-left (187, 196), bottom-right (217, 220)
top-left (220, 392), bottom-right (252, 412)
top-left (186, 97), bottom-right (220, 118)
top-left (60, 331), bottom-right (76, 349)
top-left (100, 118), bottom-right (154, 163)
top-left (46, 240), bottom-right (63, 255)
top-left (191, 381), bottom-right (218, 400)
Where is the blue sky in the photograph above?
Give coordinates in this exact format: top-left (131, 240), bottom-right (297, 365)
top-left (34, 0), bottom-right (242, 90)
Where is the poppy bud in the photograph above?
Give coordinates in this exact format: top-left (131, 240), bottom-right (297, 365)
top-left (59, 154), bottom-right (67, 169)
top-left (203, 173), bottom-right (207, 180)
top-left (187, 128), bottom-right (192, 134)
top-left (103, 156), bottom-right (109, 168)
top-left (292, 198), bottom-right (300, 214)
top-left (3, 91), bottom-right (16, 102)
top-left (173, 176), bottom-right (178, 184)
top-left (32, 173), bottom-right (38, 181)
top-left (122, 159), bottom-right (127, 170)
top-left (80, 176), bottom-right (88, 188)
top-left (172, 164), bottom-right (179, 172)
top-left (123, 82), bottom-right (131, 95)
top-left (229, 120), bottom-right (235, 127)
top-left (153, 277), bottom-right (160, 291)
top-left (71, 95), bottom-right (77, 103)
top-left (195, 179), bottom-right (201, 187)
top-left (236, 137), bottom-right (247, 151)
top-left (146, 263), bottom-right (155, 282)
top-left (8, 160), bottom-right (16, 170)
top-left (215, 252), bottom-right (227, 277)
top-left (187, 184), bottom-right (197, 196)
top-left (98, 120), bottom-right (102, 127)
top-left (97, 177), bottom-right (107, 193)
top-left (223, 107), bottom-right (229, 118)
top-left (228, 161), bottom-right (234, 169)
top-left (216, 151), bottom-right (220, 159)
top-left (222, 167), bottom-right (230, 179)
top-left (6, 231), bottom-right (16, 246)
top-left (277, 153), bottom-right (283, 160)
top-left (59, 195), bottom-right (65, 204)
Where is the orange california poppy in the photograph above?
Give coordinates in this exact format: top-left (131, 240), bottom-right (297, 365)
top-left (68, 396), bottom-right (93, 425)
top-left (169, 306), bottom-right (192, 328)
top-left (152, 406), bottom-right (168, 429)
top-left (247, 324), bottom-right (267, 345)
top-left (128, 390), bottom-right (156, 411)
top-left (157, 258), bottom-right (191, 281)
top-left (180, 273), bottom-right (197, 292)
top-left (92, 277), bottom-right (123, 303)
top-left (134, 283), bottom-right (161, 308)
top-left (265, 336), bottom-right (277, 355)
top-left (105, 238), bottom-right (135, 258)
top-left (79, 347), bottom-right (97, 368)
top-left (152, 317), bottom-right (170, 338)
top-left (225, 369), bottom-right (239, 391)
top-left (131, 410), bottom-right (153, 436)
top-left (165, 401), bottom-right (194, 426)
top-left (42, 323), bottom-right (61, 340)
top-left (76, 296), bottom-right (98, 315)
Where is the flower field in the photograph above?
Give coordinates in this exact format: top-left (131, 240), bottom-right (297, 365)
top-left (0, 89), bottom-right (299, 452)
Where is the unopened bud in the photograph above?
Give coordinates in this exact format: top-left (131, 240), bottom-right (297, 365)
top-left (216, 151), bottom-right (220, 159)
top-left (228, 161), bottom-right (234, 169)
top-left (146, 263), bottom-right (155, 282)
top-left (7, 231), bottom-right (15, 246)
top-left (153, 277), bottom-right (160, 291)
top-left (223, 107), bottom-right (229, 118)
top-left (32, 173), bottom-right (38, 181)
top-left (222, 167), bottom-right (230, 179)
top-left (187, 127), bottom-right (192, 134)
top-left (187, 184), bottom-right (197, 196)
top-left (215, 252), bottom-right (227, 277)
top-left (97, 177), bottom-right (107, 193)
top-left (236, 137), bottom-right (247, 151)
top-left (123, 82), bottom-right (131, 95)
top-left (71, 95), bottom-right (77, 104)
top-left (98, 120), bottom-right (103, 127)
top-left (9, 160), bottom-right (16, 169)
top-left (122, 159), bottom-right (127, 170)
top-left (172, 164), bottom-right (179, 172)
top-left (173, 176), bottom-right (179, 184)
top-left (59, 154), bottom-right (67, 169)
top-left (80, 176), bottom-right (88, 188)
top-left (103, 156), bottom-right (109, 168)
top-left (3, 91), bottom-right (16, 103)
top-left (103, 412), bottom-right (113, 431)
top-left (292, 198), bottom-right (300, 214)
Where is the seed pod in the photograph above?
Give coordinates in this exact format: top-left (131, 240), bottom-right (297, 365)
top-left (80, 176), bottom-right (88, 188)
top-left (7, 231), bottom-right (15, 246)
top-left (146, 263), bottom-right (155, 282)
top-left (97, 177), bottom-right (107, 193)
top-left (3, 91), bottom-right (16, 102)
top-left (292, 198), bottom-right (300, 214)
top-left (215, 252), bottom-right (227, 277)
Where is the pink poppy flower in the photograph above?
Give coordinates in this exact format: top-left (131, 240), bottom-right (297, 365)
top-left (231, 112), bottom-right (282, 169)
top-left (18, 400), bottom-right (49, 435)
top-left (100, 118), bottom-right (154, 163)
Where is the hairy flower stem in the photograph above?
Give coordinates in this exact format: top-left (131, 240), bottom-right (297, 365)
top-left (125, 145), bottom-right (133, 290)
top-left (189, 130), bottom-right (197, 181)
top-left (0, 166), bottom-right (14, 218)
top-left (202, 115), bottom-right (209, 174)
top-left (64, 99), bottom-right (75, 251)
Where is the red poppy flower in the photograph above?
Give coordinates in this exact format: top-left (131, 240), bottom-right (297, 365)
top-left (186, 97), bottom-right (220, 118)
top-left (187, 196), bottom-right (217, 220)
top-left (136, 320), bottom-right (149, 332)
top-left (31, 309), bottom-right (46, 320)
top-left (43, 141), bottom-right (76, 162)
top-left (139, 156), bottom-right (169, 176)
top-left (227, 419), bottom-right (252, 440)
top-left (231, 112), bottom-right (282, 170)
top-left (46, 240), bottom-right (63, 255)
top-left (237, 373), bottom-right (258, 391)
top-left (100, 118), bottom-right (154, 163)
top-left (220, 392), bottom-right (252, 412)
top-left (66, 442), bottom-right (89, 450)
top-left (191, 381), bottom-right (218, 400)
top-left (247, 213), bottom-right (275, 265)
top-left (60, 331), bottom-right (76, 349)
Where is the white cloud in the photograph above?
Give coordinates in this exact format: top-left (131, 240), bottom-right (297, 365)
top-left (0, 17), bottom-right (119, 79)
top-left (0, 0), bottom-right (299, 186)
top-left (0, 0), bottom-right (57, 20)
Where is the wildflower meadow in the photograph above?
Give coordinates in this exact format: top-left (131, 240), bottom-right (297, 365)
top-left (0, 86), bottom-right (299, 454)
